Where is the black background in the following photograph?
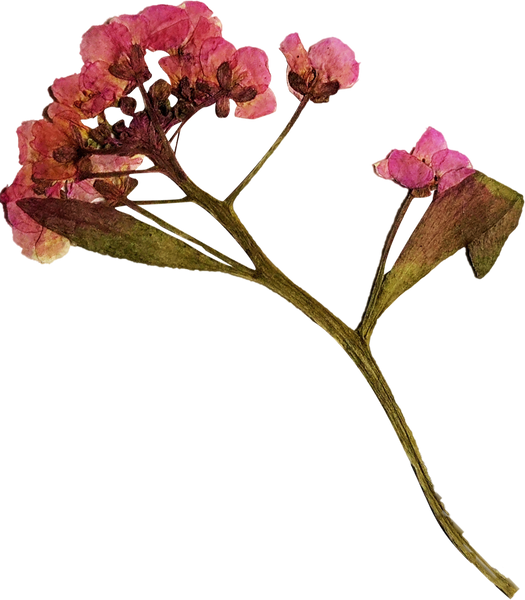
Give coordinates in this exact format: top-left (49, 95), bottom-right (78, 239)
top-left (2, 2), bottom-right (525, 600)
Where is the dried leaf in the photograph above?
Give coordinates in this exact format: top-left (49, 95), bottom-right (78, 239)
top-left (375, 172), bottom-right (523, 318)
top-left (467, 199), bottom-right (523, 278)
top-left (17, 198), bottom-right (232, 273)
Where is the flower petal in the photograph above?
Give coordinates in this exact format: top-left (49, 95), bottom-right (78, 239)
top-left (373, 157), bottom-right (391, 180)
top-left (388, 150), bottom-right (434, 189)
top-left (279, 33), bottom-right (312, 80)
top-left (308, 37), bottom-right (359, 89)
top-left (432, 148), bottom-right (477, 193)
top-left (432, 148), bottom-right (474, 177)
top-left (412, 127), bottom-right (447, 162)
top-left (200, 37), bottom-right (236, 81)
top-left (231, 46), bottom-right (271, 93)
top-left (234, 87), bottom-right (277, 119)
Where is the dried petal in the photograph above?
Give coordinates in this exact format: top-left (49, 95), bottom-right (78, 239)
top-left (373, 128), bottom-right (474, 194)
top-left (280, 33), bottom-right (358, 101)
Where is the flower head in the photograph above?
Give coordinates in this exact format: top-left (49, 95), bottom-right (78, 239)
top-left (373, 127), bottom-right (475, 196)
top-left (2, 104), bottom-right (144, 263)
top-left (280, 33), bottom-right (359, 103)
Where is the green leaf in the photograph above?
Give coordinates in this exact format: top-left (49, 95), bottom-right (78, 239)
top-left (467, 190), bottom-right (523, 279)
top-left (17, 198), bottom-right (232, 273)
top-left (374, 172), bottom-right (523, 319)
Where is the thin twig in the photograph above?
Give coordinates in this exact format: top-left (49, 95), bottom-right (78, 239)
top-left (357, 189), bottom-right (414, 340)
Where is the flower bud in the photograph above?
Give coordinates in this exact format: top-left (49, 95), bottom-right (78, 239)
top-left (149, 79), bottom-right (171, 103)
top-left (217, 62), bottom-right (233, 91)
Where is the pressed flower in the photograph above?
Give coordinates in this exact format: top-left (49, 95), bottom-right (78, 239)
top-left (141, 2), bottom-right (221, 54)
top-left (2, 107), bottom-right (145, 263)
top-left (374, 127), bottom-right (475, 195)
top-left (280, 33), bottom-right (359, 103)
top-left (51, 68), bottom-right (130, 119)
top-left (160, 37), bottom-right (276, 119)
top-left (77, 2), bottom-right (223, 95)
top-left (205, 42), bottom-right (275, 118)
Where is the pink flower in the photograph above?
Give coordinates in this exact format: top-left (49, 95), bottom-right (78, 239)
top-left (51, 67), bottom-right (127, 118)
top-left (160, 37), bottom-right (276, 119)
top-left (280, 33), bottom-right (359, 103)
top-left (56, 3), bottom-right (272, 122)
top-left (78, 2), bottom-right (222, 87)
top-left (373, 127), bottom-right (476, 195)
top-left (0, 113), bottom-right (146, 267)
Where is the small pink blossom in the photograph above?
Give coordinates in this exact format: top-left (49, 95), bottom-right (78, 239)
top-left (373, 127), bottom-right (475, 195)
top-left (79, 2), bottom-right (222, 80)
top-left (160, 37), bottom-right (276, 119)
top-left (0, 115), bottom-right (146, 267)
top-left (51, 69), bottom-right (130, 119)
top-left (280, 33), bottom-right (359, 103)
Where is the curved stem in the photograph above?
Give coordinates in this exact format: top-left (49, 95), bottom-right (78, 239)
top-left (250, 260), bottom-right (518, 598)
top-left (358, 189), bottom-right (414, 341)
top-left (157, 158), bottom-right (522, 599)
top-left (224, 95), bottom-right (310, 207)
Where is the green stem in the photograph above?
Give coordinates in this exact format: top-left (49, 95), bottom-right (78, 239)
top-left (224, 95), bottom-right (310, 207)
top-left (251, 260), bottom-right (518, 598)
top-left (357, 189), bottom-right (414, 342)
top-left (132, 196), bottom-right (195, 208)
top-left (82, 81), bottom-right (522, 599)
top-left (181, 186), bottom-right (519, 596)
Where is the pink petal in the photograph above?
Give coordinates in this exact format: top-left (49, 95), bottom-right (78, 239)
top-left (388, 149), bottom-right (434, 189)
top-left (308, 37), bottom-right (359, 89)
top-left (111, 13), bottom-right (150, 46)
top-left (432, 148), bottom-right (474, 177)
top-left (279, 33), bottom-right (312, 79)
top-left (370, 155), bottom-right (392, 183)
top-left (1, 167), bottom-right (70, 262)
top-left (182, 1), bottom-right (222, 32)
top-left (89, 154), bottom-right (144, 174)
top-left (51, 74), bottom-right (83, 111)
top-left (17, 121), bottom-right (39, 165)
top-left (80, 21), bottom-right (132, 65)
top-left (432, 148), bottom-right (477, 193)
top-left (144, 11), bottom-right (190, 54)
top-left (412, 127), bottom-right (447, 162)
top-left (437, 167), bottom-right (477, 193)
top-left (200, 37), bottom-right (236, 81)
top-left (79, 61), bottom-right (128, 113)
top-left (12, 220), bottom-right (70, 262)
top-left (234, 87), bottom-right (277, 119)
top-left (231, 47), bottom-right (271, 93)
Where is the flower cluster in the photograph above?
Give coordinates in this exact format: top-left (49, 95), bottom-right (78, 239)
top-left (373, 127), bottom-right (475, 196)
top-left (77, 0), bottom-right (279, 121)
top-left (1, 2), bottom-right (278, 262)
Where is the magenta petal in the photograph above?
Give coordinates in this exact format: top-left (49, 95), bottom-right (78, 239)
top-left (431, 149), bottom-right (472, 176)
top-left (370, 156), bottom-right (392, 183)
top-left (139, 5), bottom-right (189, 51)
top-left (277, 29), bottom-right (312, 78)
top-left (231, 85), bottom-right (280, 123)
top-left (233, 44), bottom-right (273, 94)
top-left (200, 37), bottom-right (236, 80)
top-left (412, 127), bottom-right (447, 162)
top-left (80, 22), bottom-right (132, 65)
top-left (388, 150), bottom-right (434, 189)
top-left (432, 148), bottom-right (476, 193)
top-left (308, 33), bottom-right (364, 92)
top-left (438, 167), bottom-right (477, 193)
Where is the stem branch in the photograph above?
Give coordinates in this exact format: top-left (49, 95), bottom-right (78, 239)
top-left (224, 95), bottom-right (310, 206)
top-left (252, 261), bottom-right (518, 598)
top-left (358, 189), bottom-right (414, 341)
